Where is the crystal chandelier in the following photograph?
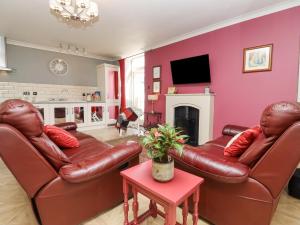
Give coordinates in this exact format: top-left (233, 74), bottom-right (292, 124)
top-left (49, 0), bottom-right (99, 23)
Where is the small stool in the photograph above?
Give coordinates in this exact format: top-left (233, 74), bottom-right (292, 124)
top-left (288, 168), bottom-right (300, 199)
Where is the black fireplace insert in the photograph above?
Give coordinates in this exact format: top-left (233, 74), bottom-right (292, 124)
top-left (174, 106), bottom-right (199, 146)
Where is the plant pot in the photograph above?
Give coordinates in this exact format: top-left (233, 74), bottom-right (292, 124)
top-left (152, 157), bottom-right (174, 182)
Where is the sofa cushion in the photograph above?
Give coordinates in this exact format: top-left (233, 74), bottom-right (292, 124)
top-left (44, 125), bottom-right (80, 148)
top-left (60, 141), bottom-right (142, 183)
top-left (68, 130), bottom-right (96, 142)
top-left (170, 144), bottom-right (249, 183)
top-left (224, 126), bottom-right (261, 157)
top-left (31, 133), bottom-right (71, 169)
top-left (64, 139), bottom-right (112, 162)
top-left (206, 135), bottom-right (232, 148)
top-left (239, 133), bottom-right (276, 166)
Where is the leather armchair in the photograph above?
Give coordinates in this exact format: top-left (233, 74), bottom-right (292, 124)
top-left (170, 102), bottom-right (300, 225)
top-left (0, 99), bottom-right (142, 225)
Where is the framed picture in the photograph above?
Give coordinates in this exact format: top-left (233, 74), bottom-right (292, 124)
top-left (243, 44), bottom-right (273, 73)
top-left (153, 66), bottom-right (161, 79)
top-left (153, 80), bottom-right (160, 93)
top-left (167, 86), bottom-right (176, 94)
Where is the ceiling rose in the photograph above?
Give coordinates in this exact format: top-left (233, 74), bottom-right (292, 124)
top-left (49, 0), bottom-right (99, 24)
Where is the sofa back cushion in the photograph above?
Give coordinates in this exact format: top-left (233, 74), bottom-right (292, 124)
top-left (0, 99), bottom-right (70, 170)
top-left (260, 102), bottom-right (300, 138)
top-left (0, 99), bottom-right (43, 138)
top-left (238, 133), bottom-right (276, 166)
top-left (239, 102), bottom-right (300, 166)
top-left (31, 133), bottom-right (71, 169)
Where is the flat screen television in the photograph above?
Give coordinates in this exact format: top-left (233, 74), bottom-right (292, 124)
top-left (170, 54), bottom-right (211, 84)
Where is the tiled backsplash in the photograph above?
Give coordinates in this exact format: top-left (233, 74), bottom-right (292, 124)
top-left (0, 82), bottom-right (101, 103)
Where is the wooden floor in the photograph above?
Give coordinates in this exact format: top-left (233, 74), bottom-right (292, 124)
top-left (1, 127), bottom-right (300, 225)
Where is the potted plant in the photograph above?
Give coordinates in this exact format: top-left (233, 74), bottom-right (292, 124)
top-left (142, 124), bottom-right (188, 182)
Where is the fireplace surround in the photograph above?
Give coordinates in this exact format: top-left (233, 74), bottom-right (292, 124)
top-left (165, 94), bottom-right (214, 145)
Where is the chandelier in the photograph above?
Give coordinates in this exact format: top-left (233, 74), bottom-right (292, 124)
top-left (49, 0), bottom-right (99, 23)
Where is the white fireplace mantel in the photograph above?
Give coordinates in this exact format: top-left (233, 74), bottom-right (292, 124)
top-left (165, 94), bottom-right (214, 145)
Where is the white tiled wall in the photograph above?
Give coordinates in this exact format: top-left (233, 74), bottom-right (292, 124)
top-left (0, 82), bottom-right (101, 103)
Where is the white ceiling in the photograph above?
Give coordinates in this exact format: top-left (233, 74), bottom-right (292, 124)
top-left (0, 0), bottom-right (299, 60)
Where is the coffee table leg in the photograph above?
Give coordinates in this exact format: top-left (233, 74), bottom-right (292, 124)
top-left (167, 205), bottom-right (177, 225)
top-left (132, 187), bottom-right (139, 225)
top-left (123, 178), bottom-right (129, 225)
top-left (164, 206), bottom-right (169, 225)
top-left (149, 200), bottom-right (158, 218)
top-left (193, 188), bottom-right (199, 225)
top-left (182, 199), bottom-right (188, 225)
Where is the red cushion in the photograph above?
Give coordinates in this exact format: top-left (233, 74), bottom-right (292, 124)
top-left (44, 125), bottom-right (80, 148)
top-left (224, 126), bottom-right (261, 157)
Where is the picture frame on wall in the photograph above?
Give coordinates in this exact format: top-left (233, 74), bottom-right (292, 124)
top-left (243, 44), bottom-right (273, 73)
top-left (153, 80), bottom-right (161, 93)
top-left (153, 66), bottom-right (161, 79)
top-left (167, 86), bottom-right (176, 94)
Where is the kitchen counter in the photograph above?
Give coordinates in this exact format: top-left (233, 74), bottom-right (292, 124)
top-left (34, 101), bottom-right (105, 104)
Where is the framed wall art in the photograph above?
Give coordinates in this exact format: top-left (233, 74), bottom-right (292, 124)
top-left (243, 44), bottom-right (273, 73)
top-left (153, 66), bottom-right (161, 79)
top-left (167, 86), bottom-right (176, 94)
top-left (153, 80), bottom-right (161, 93)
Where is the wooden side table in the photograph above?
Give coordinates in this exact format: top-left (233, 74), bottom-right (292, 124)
top-left (144, 112), bottom-right (162, 129)
top-left (120, 160), bottom-right (204, 225)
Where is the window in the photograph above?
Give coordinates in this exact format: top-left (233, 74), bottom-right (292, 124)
top-left (125, 54), bottom-right (145, 112)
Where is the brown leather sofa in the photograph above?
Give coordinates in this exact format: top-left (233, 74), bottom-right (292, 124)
top-left (0, 99), bottom-right (142, 225)
top-left (170, 101), bottom-right (300, 225)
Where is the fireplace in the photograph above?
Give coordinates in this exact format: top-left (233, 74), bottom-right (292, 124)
top-left (174, 106), bottom-right (199, 146)
top-left (165, 94), bottom-right (214, 145)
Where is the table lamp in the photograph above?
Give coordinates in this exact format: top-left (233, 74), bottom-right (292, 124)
top-left (148, 94), bottom-right (158, 113)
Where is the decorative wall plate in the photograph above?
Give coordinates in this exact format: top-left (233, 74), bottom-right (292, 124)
top-left (49, 58), bottom-right (68, 76)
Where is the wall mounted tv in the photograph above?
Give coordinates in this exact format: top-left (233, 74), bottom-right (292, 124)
top-left (170, 54), bottom-right (211, 84)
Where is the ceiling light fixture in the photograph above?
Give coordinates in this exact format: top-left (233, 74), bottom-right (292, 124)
top-left (49, 0), bottom-right (99, 23)
top-left (59, 43), bottom-right (87, 55)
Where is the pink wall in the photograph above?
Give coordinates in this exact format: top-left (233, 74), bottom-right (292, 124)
top-left (145, 7), bottom-right (300, 137)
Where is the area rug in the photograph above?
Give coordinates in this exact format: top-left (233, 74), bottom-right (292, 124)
top-left (106, 135), bottom-right (148, 163)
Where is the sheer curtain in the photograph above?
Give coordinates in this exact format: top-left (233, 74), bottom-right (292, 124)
top-left (125, 54), bottom-right (145, 113)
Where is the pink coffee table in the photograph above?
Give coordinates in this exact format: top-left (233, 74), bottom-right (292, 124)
top-left (120, 160), bottom-right (204, 225)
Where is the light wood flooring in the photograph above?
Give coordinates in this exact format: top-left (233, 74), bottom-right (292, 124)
top-left (0, 127), bottom-right (300, 225)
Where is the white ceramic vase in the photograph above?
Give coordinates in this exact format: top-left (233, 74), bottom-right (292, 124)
top-left (152, 157), bottom-right (174, 182)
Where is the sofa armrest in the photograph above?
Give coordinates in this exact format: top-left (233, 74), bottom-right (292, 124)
top-left (54, 122), bottom-right (77, 131)
top-left (222, 124), bottom-right (249, 136)
top-left (59, 141), bottom-right (142, 183)
top-left (170, 146), bottom-right (250, 183)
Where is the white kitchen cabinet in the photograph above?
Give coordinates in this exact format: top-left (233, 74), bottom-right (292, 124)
top-left (49, 104), bottom-right (90, 128)
top-left (34, 102), bottom-right (109, 129)
top-left (87, 103), bottom-right (106, 126)
top-left (34, 104), bottom-right (51, 124)
top-left (106, 102), bottom-right (119, 125)
top-left (68, 103), bottom-right (88, 128)
top-left (49, 104), bottom-right (68, 124)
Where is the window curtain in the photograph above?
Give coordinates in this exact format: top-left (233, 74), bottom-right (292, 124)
top-left (119, 59), bottom-right (126, 112)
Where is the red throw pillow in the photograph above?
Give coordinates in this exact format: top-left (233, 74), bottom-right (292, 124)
top-left (44, 125), bottom-right (80, 148)
top-left (224, 126), bottom-right (261, 157)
